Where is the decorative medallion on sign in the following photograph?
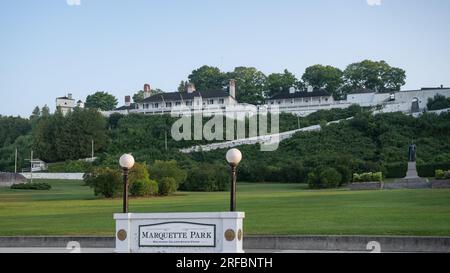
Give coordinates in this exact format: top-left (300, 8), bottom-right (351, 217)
top-left (224, 229), bottom-right (235, 241)
top-left (117, 229), bottom-right (127, 241)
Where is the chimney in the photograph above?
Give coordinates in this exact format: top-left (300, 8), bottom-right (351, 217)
top-left (187, 83), bottom-right (196, 94)
top-left (307, 86), bottom-right (313, 93)
top-left (143, 84), bottom-right (151, 99)
top-left (441, 84), bottom-right (444, 89)
top-left (229, 79), bottom-right (236, 98)
top-left (68, 93), bottom-right (73, 99)
top-left (289, 87), bottom-right (296, 94)
top-left (125, 95), bottom-right (131, 107)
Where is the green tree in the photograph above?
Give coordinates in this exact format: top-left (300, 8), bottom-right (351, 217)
top-left (343, 60), bottom-right (406, 93)
top-left (178, 80), bottom-right (188, 93)
top-left (85, 91), bottom-right (118, 111)
top-left (188, 65), bottom-right (226, 91)
top-left (41, 105), bottom-right (50, 117)
top-left (302, 65), bottom-right (344, 99)
top-left (30, 106), bottom-right (40, 121)
top-left (226, 66), bottom-right (267, 104)
top-left (266, 69), bottom-right (301, 97)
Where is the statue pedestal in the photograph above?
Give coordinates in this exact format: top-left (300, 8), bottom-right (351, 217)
top-left (405, 162), bottom-right (419, 179)
top-left (393, 161), bottom-right (429, 185)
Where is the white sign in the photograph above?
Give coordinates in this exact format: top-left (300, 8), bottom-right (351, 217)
top-left (139, 221), bottom-right (216, 247)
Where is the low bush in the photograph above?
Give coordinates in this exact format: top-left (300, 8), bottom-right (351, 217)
top-left (159, 177), bottom-right (178, 196)
top-left (308, 168), bottom-right (341, 189)
top-left (84, 167), bottom-right (122, 198)
top-left (129, 178), bottom-right (158, 196)
top-left (384, 162), bottom-right (407, 178)
top-left (435, 169), bottom-right (450, 180)
top-left (417, 163), bottom-right (450, 177)
top-left (11, 182), bottom-right (51, 190)
top-left (353, 172), bottom-right (383, 182)
top-left (183, 163), bottom-right (229, 192)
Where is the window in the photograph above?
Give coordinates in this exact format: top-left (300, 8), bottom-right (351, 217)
top-left (175, 102), bottom-right (181, 106)
top-left (219, 99), bottom-right (224, 104)
top-left (270, 101), bottom-right (274, 105)
top-left (291, 99), bottom-right (294, 104)
top-left (166, 102), bottom-right (172, 107)
top-left (154, 103), bottom-right (159, 108)
top-left (186, 101), bottom-right (192, 106)
top-left (277, 101), bottom-right (281, 104)
top-left (208, 99), bottom-right (214, 105)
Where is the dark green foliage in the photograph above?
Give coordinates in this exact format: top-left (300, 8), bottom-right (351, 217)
top-left (85, 91), bottom-right (118, 111)
top-left (384, 162), bottom-right (407, 178)
top-left (11, 182), bottom-right (51, 190)
top-left (129, 178), bottom-right (158, 196)
top-left (34, 108), bottom-right (107, 162)
top-left (48, 160), bottom-right (93, 173)
top-left (84, 168), bottom-right (122, 198)
top-left (0, 116), bottom-right (31, 147)
top-left (307, 168), bottom-right (341, 189)
top-left (183, 163), bottom-right (229, 192)
top-left (417, 163), bottom-right (450, 178)
top-left (158, 177), bottom-right (178, 196)
top-left (427, 94), bottom-right (450, 111)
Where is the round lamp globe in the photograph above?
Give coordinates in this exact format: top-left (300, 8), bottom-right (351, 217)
top-left (226, 148), bottom-right (242, 166)
top-left (119, 154), bottom-right (135, 169)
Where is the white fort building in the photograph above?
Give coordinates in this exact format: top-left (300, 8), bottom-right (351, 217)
top-left (59, 82), bottom-right (450, 117)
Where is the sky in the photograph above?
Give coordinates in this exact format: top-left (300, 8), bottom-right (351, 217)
top-left (0, 0), bottom-right (449, 117)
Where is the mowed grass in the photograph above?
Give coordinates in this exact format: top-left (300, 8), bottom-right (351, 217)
top-left (1, 180), bottom-right (450, 236)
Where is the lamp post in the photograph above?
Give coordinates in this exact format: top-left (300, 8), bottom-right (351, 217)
top-left (226, 148), bottom-right (242, 212)
top-left (119, 154), bottom-right (135, 213)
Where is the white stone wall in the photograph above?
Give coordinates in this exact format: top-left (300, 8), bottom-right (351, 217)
top-left (20, 173), bottom-right (85, 180)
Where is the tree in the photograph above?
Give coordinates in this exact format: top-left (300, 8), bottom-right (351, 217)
top-left (343, 60), bottom-right (406, 93)
top-left (85, 91), bottom-right (118, 111)
top-left (188, 65), bottom-right (226, 91)
top-left (178, 81), bottom-right (188, 93)
top-left (133, 88), bottom-right (164, 103)
top-left (41, 105), bottom-right (50, 117)
top-left (30, 106), bottom-right (41, 120)
top-left (33, 108), bottom-right (107, 162)
top-left (226, 67), bottom-right (267, 105)
top-left (266, 69), bottom-right (301, 97)
top-left (302, 65), bottom-right (344, 99)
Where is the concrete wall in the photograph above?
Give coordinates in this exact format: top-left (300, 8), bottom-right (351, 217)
top-left (0, 173), bottom-right (27, 187)
top-left (1, 235), bottom-right (449, 252)
top-left (20, 173), bottom-right (85, 180)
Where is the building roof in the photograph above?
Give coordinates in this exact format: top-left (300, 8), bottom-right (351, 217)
top-left (140, 89), bottom-right (232, 103)
top-left (56, 96), bottom-right (75, 100)
top-left (114, 103), bottom-right (137, 111)
top-left (348, 89), bottom-right (375, 95)
top-left (268, 90), bottom-right (331, 100)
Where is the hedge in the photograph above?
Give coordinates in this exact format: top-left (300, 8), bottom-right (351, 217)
top-left (384, 162), bottom-right (407, 178)
top-left (11, 183), bottom-right (51, 190)
top-left (417, 163), bottom-right (450, 177)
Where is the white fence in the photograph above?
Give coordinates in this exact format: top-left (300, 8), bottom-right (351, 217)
top-left (20, 173), bottom-right (85, 180)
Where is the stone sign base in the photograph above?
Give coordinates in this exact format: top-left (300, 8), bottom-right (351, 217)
top-left (114, 212), bottom-right (244, 253)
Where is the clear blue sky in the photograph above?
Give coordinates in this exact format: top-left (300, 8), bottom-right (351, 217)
top-left (1, 0), bottom-right (449, 117)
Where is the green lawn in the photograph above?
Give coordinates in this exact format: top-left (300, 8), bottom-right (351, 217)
top-left (1, 180), bottom-right (450, 236)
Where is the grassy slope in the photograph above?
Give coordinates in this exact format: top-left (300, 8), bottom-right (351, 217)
top-left (1, 180), bottom-right (450, 236)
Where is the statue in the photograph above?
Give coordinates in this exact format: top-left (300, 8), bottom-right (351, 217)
top-left (408, 144), bottom-right (416, 162)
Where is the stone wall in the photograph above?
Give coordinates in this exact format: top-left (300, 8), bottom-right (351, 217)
top-left (0, 173), bottom-right (26, 187)
top-left (430, 180), bottom-right (450, 189)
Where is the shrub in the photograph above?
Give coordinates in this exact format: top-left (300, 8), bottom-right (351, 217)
top-left (149, 160), bottom-right (187, 187)
top-left (159, 177), bottom-right (178, 196)
top-left (384, 162), bottom-right (407, 178)
top-left (417, 163), bottom-right (450, 177)
top-left (308, 168), bottom-right (341, 189)
top-left (129, 178), bottom-right (158, 196)
top-left (10, 183), bottom-right (51, 190)
top-left (183, 164), bottom-right (229, 192)
top-left (352, 172), bottom-right (383, 182)
top-left (84, 167), bottom-right (122, 198)
top-left (435, 169), bottom-right (445, 180)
